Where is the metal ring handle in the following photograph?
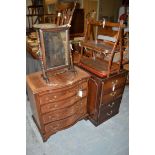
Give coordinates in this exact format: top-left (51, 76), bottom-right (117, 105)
top-left (107, 110), bottom-right (113, 116)
top-left (110, 91), bottom-right (116, 96)
top-left (108, 102), bottom-right (115, 108)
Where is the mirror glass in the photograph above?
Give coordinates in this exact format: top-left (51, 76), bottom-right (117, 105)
top-left (43, 30), bottom-right (68, 69)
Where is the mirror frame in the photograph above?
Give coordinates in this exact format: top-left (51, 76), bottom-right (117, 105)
top-left (39, 25), bottom-right (71, 71)
top-left (35, 24), bottom-right (74, 83)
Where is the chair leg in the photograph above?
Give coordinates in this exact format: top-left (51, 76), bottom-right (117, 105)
top-left (79, 46), bottom-right (84, 63)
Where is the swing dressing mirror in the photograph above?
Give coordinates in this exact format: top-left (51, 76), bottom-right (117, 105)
top-left (33, 23), bottom-right (74, 83)
top-left (38, 24), bottom-right (71, 70)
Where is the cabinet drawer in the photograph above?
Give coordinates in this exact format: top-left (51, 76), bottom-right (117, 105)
top-left (40, 89), bottom-right (87, 113)
top-left (99, 107), bottom-right (120, 123)
top-left (102, 74), bottom-right (127, 94)
top-left (39, 82), bottom-right (88, 105)
top-left (45, 112), bottom-right (83, 133)
top-left (101, 87), bottom-right (124, 105)
top-left (99, 98), bottom-right (121, 123)
top-left (42, 97), bottom-right (87, 124)
top-left (101, 99), bottom-right (121, 111)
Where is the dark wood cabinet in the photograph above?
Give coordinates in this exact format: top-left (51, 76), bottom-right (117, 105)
top-left (27, 66), bottom-right (90, 141)
top-left (86, 69), bottom-right (128, 126)
top-left (70, 9), bottom-right (84, 38)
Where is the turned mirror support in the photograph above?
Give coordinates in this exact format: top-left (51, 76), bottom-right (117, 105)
top-left (36, 31), bottom-right (49, 83)
top-left (66, 28), bottom-right (76, 73)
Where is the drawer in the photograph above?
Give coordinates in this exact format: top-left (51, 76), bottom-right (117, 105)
top-left (99, 107), bottom-right (120, 123)
top-left (101, 98), bottom-right (121, 111)
top-left (102, 73), bottom-right (127, 94)
top-left (40, 89), bottom-right (87, 113)
top-left (39, 82), bottom-right (88, 105)
top-left (44, 112), bottom-right (84, 133)
top-left (101, 87), bottom-right (124, 105)
top-left (42, 97), bottom-right (87, 124)
top-left (99, 98), bottom-right (121, 123)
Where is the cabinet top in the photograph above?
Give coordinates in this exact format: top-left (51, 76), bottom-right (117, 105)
top-left (26, 66), bottom-right (90, 94)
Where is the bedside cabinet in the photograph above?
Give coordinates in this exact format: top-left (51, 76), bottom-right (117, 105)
top-left (27, 66), bottom-right (90, 141)
top-left (87, 70), bottom-right (128, 126)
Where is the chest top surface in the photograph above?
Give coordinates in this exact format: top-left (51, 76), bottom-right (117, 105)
top-left (26, 66), bottom-right (90, 94)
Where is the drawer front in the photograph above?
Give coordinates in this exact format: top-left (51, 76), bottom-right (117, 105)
top-left (40, 89), bottom-right (87, 113)
top-left (44, 108), bottom-right (86, 133)
top-left (99, 98), bottom-right (121, 123)
top-left (39, 82), bottom-right (88, 105)
top-left (101, 99), bottom-right (121, 111)
top-left (42, 97), bottom-right (87, 124)
top-left (99, 107), bottom-right (119, 123)
top-left (102, 73), bottom-right (127, 94)
top-left (101, 87), bottom-right (124, 106)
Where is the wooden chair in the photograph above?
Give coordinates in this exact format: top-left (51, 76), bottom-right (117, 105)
top-left (43, 1), bottom-right (76, 25)
top-left (78, 19), bottom-right (124, 78)
top-left (112, 26), bottom-right (129, 67)
top-left (55, 2), bottom-right (76, 26)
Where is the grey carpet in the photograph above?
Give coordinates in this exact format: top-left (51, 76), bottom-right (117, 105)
top-left (26, 86), bottom-right (129, 155)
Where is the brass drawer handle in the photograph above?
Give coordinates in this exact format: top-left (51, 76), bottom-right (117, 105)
top-left (49, 96), bottom-right (57, 102)
top-left (110, 91), bottom-right (116, 96)
top-left (46, 95), bottom-right (57, 101)
top-left (46, 95), bottom-right (57, 102)
top-left (108, 102), bottom-right (115, 108)
top-left (112, 84), bottom-right (115, 91)
top-left (49, 114), bottom-right (58, 120)
top-left (107, 110), bottom-right (113, 116)
top-left (47, 104), bottom-right (57, 110)
top-left (112, 80), bottom-right (118, 91)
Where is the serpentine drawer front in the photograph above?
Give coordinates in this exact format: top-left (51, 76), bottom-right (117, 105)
top-left (26, 66), bottom-right (90, 142)
top-left (40, 91), bottom-right (87, 114)
top-left (39, 81), bottom-right (88, 105)
top-left (42, 97), bottom-right (87, 124)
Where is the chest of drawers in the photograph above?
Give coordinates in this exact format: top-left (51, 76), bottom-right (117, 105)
top-left (86, 70), bottom-right (128, 126)
top-left (27, 66), bottom-right (90, 141)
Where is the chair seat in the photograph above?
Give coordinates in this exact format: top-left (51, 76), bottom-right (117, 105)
top-left (81, 40), bottom-right (114, 54)
top-left (112, 26), bottom-right (129, 32)
top-left (78, 57), bottom-right (119, 78)
top-left (97, 35), bottom-right (116, 42)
